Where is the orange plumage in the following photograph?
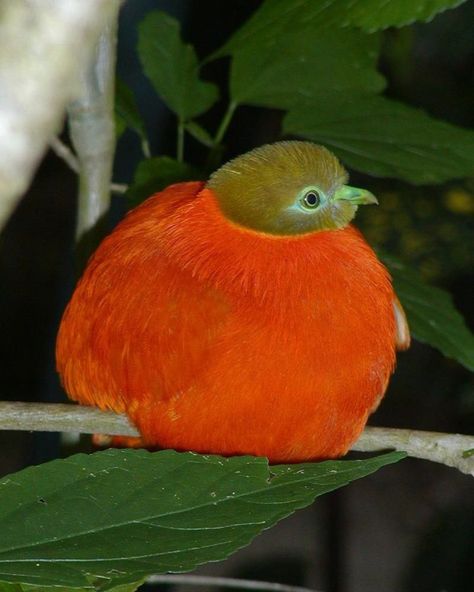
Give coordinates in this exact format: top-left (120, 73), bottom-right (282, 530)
top-left (57, 142), bottom-right (408, 462)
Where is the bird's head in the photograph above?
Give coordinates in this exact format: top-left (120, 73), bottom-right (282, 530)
top-left (206, 141), bottom-right (377, 235)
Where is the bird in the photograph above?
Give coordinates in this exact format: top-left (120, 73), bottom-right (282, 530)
top-left (56, 141), bottom-right (410, 463)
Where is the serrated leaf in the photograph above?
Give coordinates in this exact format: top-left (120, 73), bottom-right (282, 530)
top-left (216, 0), bottom-right (467, 56)
top-left (336, 0), bottom-right (468, 31)
top-left (214, 0), bottom-right (343, 58)
top-left (228, 28), bottom-right (383, 110)
top-left (214, 0), bottom-right (383, 111)
top-left (215, 0), bottom-right (474, 183)
top-left (115, 79), bottom-right (150, 156)
top-left (284, 96), bottom-right (474, 183)
top-left (382, 255), bottom-right (474, 371)
top-left (138, 11), bottom-right (218, 121)
top-left (0, 450), bottom-right (404, 589)
top-left (126, 156), bottom-right (203, 205)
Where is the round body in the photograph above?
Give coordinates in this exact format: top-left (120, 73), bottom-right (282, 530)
top-left (57, 182), bottom-right (397, 462)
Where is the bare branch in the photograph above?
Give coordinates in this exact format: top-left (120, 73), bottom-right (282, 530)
top-left (0, 402), bottom-right (136, 438)
top-left (0, 0), bottom-right (121, 232)
top-left (353, 427), bottom-right (474, 477)
top-left (146, 574), bottom-right (322, 592)
top-left (50, 136), bottom-right (128, 194)
top-left (110, 182), bottom-right (128, 194)
top-left (67, 9), bottom-right (119, 242)
top-left (50, 136), bottom-right (80, 174)
top-left (0, 402), bottom-right (472, 475)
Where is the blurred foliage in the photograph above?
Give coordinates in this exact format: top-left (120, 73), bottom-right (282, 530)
top-left (358, 181), bottom-right (474, 280)
top-left (126, 156), bottom-right (203, 205)
top-left (382, 254), bottom-right (474, 370)
top-left (115, 78), bottom-right (150, 157)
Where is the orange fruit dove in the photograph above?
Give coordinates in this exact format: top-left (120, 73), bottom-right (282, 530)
top-left (56, 142), bottom-right (410, 462)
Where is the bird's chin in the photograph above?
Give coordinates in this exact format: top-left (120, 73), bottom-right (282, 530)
top-left (329, 201), bottom-right (357, 229)
top-left (272, 204), bottom-right (357, 235)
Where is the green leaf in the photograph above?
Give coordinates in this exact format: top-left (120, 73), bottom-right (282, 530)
top-left (126, 156), bottom-right (203, 205)
top-left (216, 0), bottom-right (474, 182)
top-left (382, 255), bottom-right (474, 371)
top-left (215, 0), bottom-right (342, 58)
top-left (335, 0), bottom-right (468, 31)
top-left (228, 28), bottom-right (383, 110)
top-left (0, 582), bottom-right (143, 592)
top-left (115, 79), bottom-right (150, 157)
top-left (284, 96), bottom-right (474, 183)
top-left (216, 0), bottom-right (467, 55)
top-left (138, 11), bottom-right (218, 121)
top-left (0, 449), bottom-right (404, 589)
top-left (215, 0), bottom-right (383, 110)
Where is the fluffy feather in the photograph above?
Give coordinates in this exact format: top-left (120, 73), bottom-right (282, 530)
top-left (57, 178), bottom-right (401, 462)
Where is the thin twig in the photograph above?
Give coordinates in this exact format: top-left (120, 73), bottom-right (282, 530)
top-left (146, 574), bottom-right (322, 592)
top-left (50, 136), bottom-right (79, 173)
top-left (177, 119), bottom-right (185, 162)
top-left (213, 101), bottom-right (237, 146)
top-left (111, 182), bottom-right (128, 194)
top-left (50, 136), bottom-right (128, 194)
top-left (0, 402), bottom-right (472, 475)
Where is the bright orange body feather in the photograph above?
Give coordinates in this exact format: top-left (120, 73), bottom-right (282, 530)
top-left (57, 180), bottom-right (401, 462)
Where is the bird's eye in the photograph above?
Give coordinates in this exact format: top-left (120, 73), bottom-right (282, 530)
top-left (302, 190), bottom-right (321, 209)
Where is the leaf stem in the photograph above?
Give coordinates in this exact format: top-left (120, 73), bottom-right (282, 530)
top-left (0, 401), bottom-right (473, 476)
top-left (141, 138), bottom-right (151, 159)
top-left (213, 101), bottom-right (238, 146)
top-left (177, 119), bottom-right (185, 162)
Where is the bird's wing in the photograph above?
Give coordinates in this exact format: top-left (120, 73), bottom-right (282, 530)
top-left (56, 183), bottom-right (230, 415)
top-left (393, 295), bottom-right (410, 350)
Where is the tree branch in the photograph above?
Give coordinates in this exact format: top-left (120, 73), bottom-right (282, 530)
top-left (50, 136), bottom-right (128, 194)
top-left (50, 136), bottom-right (80, 174)
top-left (146, 574), bottom-right (322, 592)
top-left (0, 402), bottom-right (472, 476)
top-left (66, 7), bottom-right (119, 243)
top-left (0, 0), bottom-right (121, 232)
top-left (0, 402), bottom-right (134, 438)
top-left (352, 427), bottom-right (474, 476)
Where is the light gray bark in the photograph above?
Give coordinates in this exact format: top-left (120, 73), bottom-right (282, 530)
top-left (0, 402), bottom-right (472, 476)
top-left (67, 12), bottom-right (118, 241)
top-left (0, 0), bottom-right (121, 231)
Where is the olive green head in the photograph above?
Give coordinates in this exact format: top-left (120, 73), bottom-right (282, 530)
top-left (206, 141), bottom-right (377, 235)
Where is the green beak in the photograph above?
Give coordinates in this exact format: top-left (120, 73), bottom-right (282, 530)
top-left (333, 185), bottom-right (378, 206)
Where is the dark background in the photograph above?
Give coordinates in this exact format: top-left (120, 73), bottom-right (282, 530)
top-left (0, 1), bottom-right (473, 591)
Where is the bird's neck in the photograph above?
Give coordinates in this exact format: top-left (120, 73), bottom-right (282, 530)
top-left (159, 186), bottom-right (379, 311)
